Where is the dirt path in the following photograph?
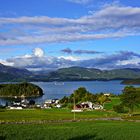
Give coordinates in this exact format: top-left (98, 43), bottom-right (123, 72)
top-left (0, 117), bottom-right (140, 124)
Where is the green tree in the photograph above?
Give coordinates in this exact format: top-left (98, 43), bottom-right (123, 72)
top-left (113, 104), bottom-right (125, 113)
top-left (98, 95), bottom-right (108, 107)
top-left (121, 86), bottom-right (140, 115)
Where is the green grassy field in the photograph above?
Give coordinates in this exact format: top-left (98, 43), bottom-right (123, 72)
top-left (0, 120), bottom-right (140, 140)
top-left (104, 97), bottom-right (121, 110)
top-left (0, 96), bottom-right (140, 122)
top-left (0, 97), bottom-right (140, 140)
top-left (0, 109), bottom-right (119, 122)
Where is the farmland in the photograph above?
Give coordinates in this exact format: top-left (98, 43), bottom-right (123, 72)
top-left (0, 120), bottom-right (140, 140)
top-left (0, 97), bottom-right (140, 140)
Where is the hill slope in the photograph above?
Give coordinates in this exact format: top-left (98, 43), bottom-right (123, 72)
top-left (0, 82), bottom-right (43, 97)
top-left (47, 67), bottom-right (140, 81)
top-left (0, 63), bottom-right (33, 82)
top-left (1, 64), bottom-right (140, 82)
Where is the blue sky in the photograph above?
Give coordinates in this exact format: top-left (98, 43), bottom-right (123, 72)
top-left (0, 0), bottom-right (140, 70)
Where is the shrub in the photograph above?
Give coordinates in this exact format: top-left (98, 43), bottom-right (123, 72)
top-left (113, 104), bottom-right (126, 113)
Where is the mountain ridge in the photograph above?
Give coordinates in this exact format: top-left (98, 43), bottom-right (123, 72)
top-left (1, 64), bottom-right (140, 82)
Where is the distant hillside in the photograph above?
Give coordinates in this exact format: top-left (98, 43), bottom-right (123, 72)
top-left (121, 79), bottom-right (140, 85)
top-left (0, 63), bottom-right (33, 82)
top-left (0, 82), bottom-right (43, 97)
top-left (1, 64), bottom-right (140, 82)
top-left (47, 67), bottom-right (140, 81)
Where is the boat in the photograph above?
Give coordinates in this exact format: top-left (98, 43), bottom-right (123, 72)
top-left (54, 82), bottom-right (64, 86)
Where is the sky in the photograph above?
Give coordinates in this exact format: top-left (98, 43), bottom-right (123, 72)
top-left (0, 0), bottom-right (140, 71)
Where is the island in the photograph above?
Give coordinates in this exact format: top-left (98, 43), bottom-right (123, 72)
top-left (0, 82), bottom-right (43, 97)
top-left (121, 79), bottom-right (140, 85)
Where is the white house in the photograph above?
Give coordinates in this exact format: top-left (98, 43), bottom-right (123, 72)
top-left (104, 93), bottom-right (110, 96)
top-left (10, 106), bottom-right (23, 110)
top-left (81, 102), bottom-right (93, 109)
top-left (93, 104), bottom-right (103, 110)
top-left (45, 100), bottom-right (52, 104)
top-left (56, 104), bottom-right (61, 108)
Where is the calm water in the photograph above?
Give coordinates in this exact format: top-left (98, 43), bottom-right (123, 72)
top-left (0, 80), bottom-right (139, 104)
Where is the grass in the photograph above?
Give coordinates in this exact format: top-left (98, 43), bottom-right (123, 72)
top-left (0, 120), bottom-right (140, 140)
top-left (104, 97), bottom-right (121, 110)
top-left (0, 108), bottom-right (119, 122)
top-left (0, 97), bottom-right (140, 140)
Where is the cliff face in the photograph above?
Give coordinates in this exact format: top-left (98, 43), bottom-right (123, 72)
top-left (0, 82), bottom-right (43, 97)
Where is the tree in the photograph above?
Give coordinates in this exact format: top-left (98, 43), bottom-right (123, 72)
top-left (120, 86), bottom-right (140, 115)
top-left (98, 95), bottom-right (108, 107)
top-left (113, 104), bottom-right (125, 113)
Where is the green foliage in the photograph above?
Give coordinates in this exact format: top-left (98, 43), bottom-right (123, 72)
top-left (0, 82), bottom-right (43, 97)
top-left (122, 79), bottom-right (140, 85)
top-left (120, 86), bottom-right (140, 114)
top-left (113, 104), bottom-right (126, 113)
top-left (47, 67), bottom-right (140, 81)
top-left (104, 97), bottom-right (121, 110)
top-left (60, 87), bottom-right (97, 104)
top-left (97, 95), bottom-right (109, 106)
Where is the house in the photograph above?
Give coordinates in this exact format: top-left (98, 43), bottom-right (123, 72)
top-left (56, 104), bottom-right (61, 108)
top-left (104, 93), bottom-right (111, 96)
top-left (10, 105), bottom-right (23, 110)
top-left (92, 104), bottom-right (103, 110)
top-left (71, 109), bottom-right (83, 112)
top-left (52, 99), bottom-right (59, 104)
top-left (41, 104), bottom-right (51, 109)
top-left (71, 105), bottom-right (83, 112)
top-left (45, 100), bottom-right (52, 104)
top-left (81, 102), bottom-right (93, 109)
top-left (13, 100), bottom-right (21, 106)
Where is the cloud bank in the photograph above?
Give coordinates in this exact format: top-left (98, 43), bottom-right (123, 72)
top-left (1, 48), bottom-right (140, 71)
top-left (0, 4), bottom-right (140, 46)
top-left (61, 48), bottom-right (103, 54)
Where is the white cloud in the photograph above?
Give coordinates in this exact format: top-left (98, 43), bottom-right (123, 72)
top-left (0, 5), bottom-right (140, 46)
top-left (67, 0), bottom-right (92, 4)
top-left (0, 49), bottom-right (140, 71)
top-left (33, 48), bottom-right (44, 57)
top-left (58, 56), bottom-right (80, 61)
top-left (0, 59), bottom-right (14, 66)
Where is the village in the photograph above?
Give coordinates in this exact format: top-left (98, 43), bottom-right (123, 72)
top-left (4, 93), bottom-right (110, 112)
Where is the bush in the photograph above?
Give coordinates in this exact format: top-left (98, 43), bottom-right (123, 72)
top-left (113, 104), bottom-right (126, 113)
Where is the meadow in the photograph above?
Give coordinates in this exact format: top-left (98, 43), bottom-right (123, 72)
top-left (0, 108), bottom-right (119, 123)
top-left (0, 120), bottom-right (140, 140)
top-left (0, 97), bottom-right (140, 140)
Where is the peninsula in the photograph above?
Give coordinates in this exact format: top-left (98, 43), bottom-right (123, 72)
top-left (0, 82), bottom-right (43, 97)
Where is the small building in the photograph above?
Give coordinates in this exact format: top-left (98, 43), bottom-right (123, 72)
top-left (45, 100), bottom-right (52, 104)
top-left (52, 99), bottom-right (59, 104)
top-left (56, 104), bottom-right (61, 108)
top-left (104, 93), bottom-right (110, 96)
top-left (93, 104), bottom-right (103, 110)
top-left (81, 102), bottom-right (93, 109)
top-left (13, 100), bottom-right (21, 106)
top-left (71, 109), bottom-right (83, 112)
top-left (10, 105), bottom-right (23, 110)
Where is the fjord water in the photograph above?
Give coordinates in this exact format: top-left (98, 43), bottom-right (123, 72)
top-left (0, 80), bottom-right (138, 104)
top-left (31, 80), bottom-right (130, 103)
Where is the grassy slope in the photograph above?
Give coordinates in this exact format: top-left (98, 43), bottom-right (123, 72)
top-left (0, 109), bottom-right (119, 122)
top-left (104, 97), bottom-right (121, 110)
top-left (0, 97), bottom-right (140, 122)
top-left (0, 121), bottom-right (140, 140)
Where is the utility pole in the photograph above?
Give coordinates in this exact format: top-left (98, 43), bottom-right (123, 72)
top-left (73, 94), bottom-right (76, 121)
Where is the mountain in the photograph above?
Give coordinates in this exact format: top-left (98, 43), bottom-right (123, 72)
top-left (1, 64), bottom-right (140, 82)
top-left (46, 67), bottom-right (140, 81)
top-left (0, 63), bottom-right (33, 82)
